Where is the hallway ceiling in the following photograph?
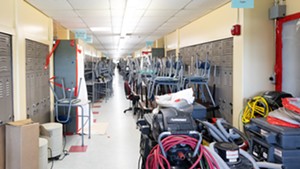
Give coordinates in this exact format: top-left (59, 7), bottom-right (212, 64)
top-left (26, 0), bottom-right (229, 58)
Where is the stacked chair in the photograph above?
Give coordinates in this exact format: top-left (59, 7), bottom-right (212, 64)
top-left (184, 53), bottom-right (216, 106)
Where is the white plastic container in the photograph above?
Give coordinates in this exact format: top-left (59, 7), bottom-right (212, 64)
top-left (40, 123), bottom-right (63, 158)
top-left (39, 138), bottom-right (48, 169)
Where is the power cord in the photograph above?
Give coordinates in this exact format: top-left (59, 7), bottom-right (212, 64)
top-left (58, 135), bottom-right (69, 161)
top-left (242, 96), bottom-right (270, 124)
top-left (48, 134), bottom-right (69, 167)
top-left (48, 148), bottom-right (54, 169)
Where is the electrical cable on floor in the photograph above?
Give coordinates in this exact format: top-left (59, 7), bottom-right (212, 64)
top-left (58, 135), bottom-right (69, 161)
top-left (48, 147), bottom-right (54, 169)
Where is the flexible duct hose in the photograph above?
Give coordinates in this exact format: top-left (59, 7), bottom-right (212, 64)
top-left (208, 143), bottom-right (231, 169)
top-left (256, 162), bottom-right (283, 169)
top-left (239, 149), bottom-right (259, 169)
top-left (202, 121), bottom-right (228, 142)
top-left (216, 119), bottom-right (240, 140)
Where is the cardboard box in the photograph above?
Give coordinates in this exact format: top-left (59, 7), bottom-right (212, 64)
top-left (6, 119), bottom-right (39, 169)
top-left (0, 124), bottom-right (5, 169)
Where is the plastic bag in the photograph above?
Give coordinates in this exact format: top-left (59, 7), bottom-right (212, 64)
top-left (155, 88), bottom-right (195, 108)
top-left (268, 107), bottom-right (300, 125)
top-left (267, 116), bottom-right (300, 128)
top-left (282, 97), bottom-right (300, 114)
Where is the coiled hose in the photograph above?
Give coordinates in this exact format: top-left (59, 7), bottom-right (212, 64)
top-left (146, 135), bottom-right (220, 169)
top-left (242, 96), bottom-right (270, 124)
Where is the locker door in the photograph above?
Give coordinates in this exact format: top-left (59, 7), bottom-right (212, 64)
top-left (0, 33), bottom-right (13, 122)
top-left (25, 39), bottom-right (50, 123)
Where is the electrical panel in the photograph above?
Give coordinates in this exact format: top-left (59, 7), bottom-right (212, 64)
top-left (0, 33), bottom-right (13, 122)
top-left (25, 39), bottom-right (50, 123)
top-left (180, 38), bottom-right (233, 124)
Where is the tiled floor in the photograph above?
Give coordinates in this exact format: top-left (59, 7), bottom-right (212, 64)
top-left (51, 70), bottom-right (141, 169)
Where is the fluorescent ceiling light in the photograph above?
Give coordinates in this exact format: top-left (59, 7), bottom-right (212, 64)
top-left (90, 27), bottom-right (110, 32)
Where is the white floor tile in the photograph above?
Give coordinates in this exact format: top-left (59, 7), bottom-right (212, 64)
top-left (50, 69), bottom-right (141, 169)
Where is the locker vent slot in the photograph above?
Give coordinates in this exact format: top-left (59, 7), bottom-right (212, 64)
top-left (0, 81), bottom-right (3, 98)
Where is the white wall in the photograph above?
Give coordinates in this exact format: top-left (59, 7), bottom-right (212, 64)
top-left (165, 30), bottom-right (178, 50)
top-left (286, 0), bottom-right (300, 15)
top-left (179, 4), bottom-right (236, 47)
top-left (243, 0), bottom-right (275, 98)
top-left (164, 1), bottom-right (276, 127)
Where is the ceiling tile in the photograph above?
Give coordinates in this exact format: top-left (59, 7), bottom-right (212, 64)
top-left (144, 10), bottom-right (177, 17)
top-left (97, 36), bottom-right (113, 43)
top-left (26, 0), bottom-right (231, 58)
top-left (111, 16), bottom-right (123, 26)
top-left (84, 18), bottom-right (111, 27)
top-left (83, 16), bottom-right (111, 22)
top-left (87, 22), bottom-right (111, 28)
top-left (167, 17), bottom-right (189, 24)
top-left (134, 26), bottom-right (160, 34)
top-left (42, 10), bottom-right (78, 18)
top-left (111, 9), bottom-right (124, 17)
top-left (138, 16), bottom-right (169, 25)
top-left (148, 0), bottom-right (190, 10)
top-left (125, 9), bottom-right (145, 20)
top-left (26, 0), bottom-right (72, 10)
top-left (110, 0), bottom-right (126, 10)
top-left (68, 0), bottom-right (110, 10)
top-left (112, 28), bottom-right (120, 34)
top-left (76, 10), bottom-right (110, 17)
top-left (127, 0), bottom-right (151, 9)
top-left (185, 0), bottom-right (229, 10)
top-left (184, 0), bottom-right (207, 9)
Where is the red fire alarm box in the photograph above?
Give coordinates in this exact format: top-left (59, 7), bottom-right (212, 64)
top-left (231, 24), bottom-right (241, 36)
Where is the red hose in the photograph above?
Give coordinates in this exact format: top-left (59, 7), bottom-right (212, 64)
top-left (145, 135), bottom-right (220, 169)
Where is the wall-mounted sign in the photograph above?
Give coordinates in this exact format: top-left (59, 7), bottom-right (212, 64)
top-left (232, 0), bottom-right (254, 8)
top-left (146, 41), bottom-right (154, 47)
top-left (75, 30), bottom-right (87, 39)
top-left (85, 35), bottom-right (93, 43)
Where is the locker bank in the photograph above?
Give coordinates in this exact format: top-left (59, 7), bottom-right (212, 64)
top-left (1, 0), bottom-right (300, 169)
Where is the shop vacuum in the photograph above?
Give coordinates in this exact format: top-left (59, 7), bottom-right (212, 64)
top-left (137, 101), bottom-right (198, 169)
top-left (137, 100), bottom-right (258, 169)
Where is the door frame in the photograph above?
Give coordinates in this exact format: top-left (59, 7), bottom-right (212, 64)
top-left (275, 12), bottom-right (300, 91)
